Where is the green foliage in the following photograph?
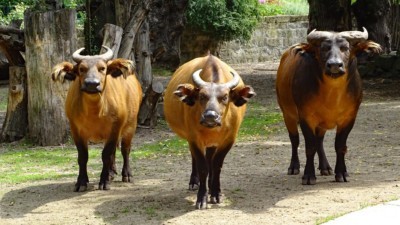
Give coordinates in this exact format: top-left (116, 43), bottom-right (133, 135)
top-left (258, 0), bottom-right (308, 16)
top-left (186, 0), bottom-right (261, 42)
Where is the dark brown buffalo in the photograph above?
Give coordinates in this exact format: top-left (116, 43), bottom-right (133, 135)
top-left (276, 28), bottom-right (381, 185)
top-left (52, 46), bottom-right (142, 191)
top-left (164, 54), bottom-right (255, 209)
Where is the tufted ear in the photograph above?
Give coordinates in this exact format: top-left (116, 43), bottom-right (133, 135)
top-left (51, 62), bottom-right (77, 82)
top-left (107, 58), bottom-right (135, 78)
top-left (174, 84), bottom-right (199, 106)
top-left (230, 85), bottom-right (256, 107)
top-left (353, 40), bottom-right (382, 56)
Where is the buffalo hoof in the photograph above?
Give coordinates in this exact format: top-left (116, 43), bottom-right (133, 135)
top-left (320, 168), bottom-right (333, 176)
top-left (98, 182), bottom-right (110, 190)
top-left (335, 172), bottom-right (349, 182)
top-left (74, 183), bottom-right (88, 192)
top-left (122, 176), bottom-right (132, 182)
top-left (302, 175), bottom-right (316, 185)
top-left (288, 168), bottom-right (300, 175)
top-left (210, 194), bottom-right (223, 204)
top-left (195, 195), bottom-right (208, 210)
top-left (189, 183), bottom-right (199, 191)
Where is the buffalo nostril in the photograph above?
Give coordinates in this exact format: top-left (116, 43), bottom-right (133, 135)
top-left (204, 110), bottom-right (219, 120)
top-left (84, 78), bottom-right (100, 88)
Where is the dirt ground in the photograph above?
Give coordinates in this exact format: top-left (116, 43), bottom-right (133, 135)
top-left (0, 63), bottom-right (400, 225)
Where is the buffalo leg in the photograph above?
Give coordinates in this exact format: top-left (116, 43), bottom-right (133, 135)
top-left (209, 143), bottom-right (232, 204)
top-left (315, 129), bottom-right (333, 175)
top-left (74, 138), bottom-right (89, 192)
top-left (189, 149), bottom-right (199, 190)
top-left (121, 136), bottom-right (133, 182)
top-left (99, 139), bottom-right (118, 190)
top-left (190, 142), bottom-right (208, 209)
top-left (288, 133), bottom-right (300, 175)
top-left (334, 120), bottom-right (355, 182)
top-left (206, 147), bottom-right (217, 190)
top-left (300, 121), bottom-right (317, 185)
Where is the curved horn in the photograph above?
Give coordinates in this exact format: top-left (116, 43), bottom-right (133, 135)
top-left (71, 46), bottom-right (114, 63)
top-left (72, 47), bottom-right (86, 63)
top-left (223, 71), bottom-right (240, 89)
top-left (98, 45), bottom-right (114, 61)
top-left (192, 69), bottom-right (209, 87)
top-left (306, 29), bottom-right (333, 46)
top-left (339, 27), bottom-right (368, 44)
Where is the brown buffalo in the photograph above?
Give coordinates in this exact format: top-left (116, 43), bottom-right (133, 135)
top-left (52, 46), bottom-right (142, 191)
top-left (164, 54), bottom-right (255, 209)
top-left (276, 28), bottom-right (381, 185)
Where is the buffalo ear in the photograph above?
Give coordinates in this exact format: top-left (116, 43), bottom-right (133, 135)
top-left (353, 40), bottom-right (382, 56)
top-left (174, 84), bottom-right (199, 106)
top-left (231, 85), bottom-right (256, 107)
top-left (107, 58), bottom-right (135, 78)
top-left (51, 62), bottom-right (77, 82)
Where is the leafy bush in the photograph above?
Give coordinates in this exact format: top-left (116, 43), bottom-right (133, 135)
top-left (186, 0), bottom-right (261, 42)
top-left (258, 0), bottom-right (308, 16)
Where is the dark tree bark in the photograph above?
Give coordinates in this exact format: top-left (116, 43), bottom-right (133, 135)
top-left (117, 1), bottom-right (151, 60)
top-left (24, 9), bottom-right (76, 146)
top-left (353, 0), bottom-right (392, 53)
top-left (307, 0), bottom-right (352, 32)
top-left (1, 66), bottom-right (28, 142)
top-left (0, 25), bottom-right (25, 66)
top-left (390, 1), bottom-right (400, 52)
top-left (149, 0), bottom-right (189, 69)
top-left (137, 81), bottom-right (163, 128)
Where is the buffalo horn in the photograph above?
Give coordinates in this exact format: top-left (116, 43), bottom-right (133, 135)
top-left (339, 27), bottom-right (368, 43)
top-left (223, 71), bottom-right (240, 90)
top-left (192, 69), bottom-right (208, 88)
top-left (306, 29), bottom-right (333, 46)
top-left (72, 45), bottom-right (114, 63)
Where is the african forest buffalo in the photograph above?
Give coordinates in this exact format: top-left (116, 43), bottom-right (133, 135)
top-left (276, 28), bottom-right (381, 185)
top-left (164, 54), bottom-right (255, 209)
top-left (52, 46), bottom-right (142, 191)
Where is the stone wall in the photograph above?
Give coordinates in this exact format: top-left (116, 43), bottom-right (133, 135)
top-left (219, 15), bottom-right (308, 64)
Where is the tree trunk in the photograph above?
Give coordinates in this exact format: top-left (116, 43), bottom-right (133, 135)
top-left (389, 1), bottom-right (400, 52)
top-left (149, 0), bottom-right (189, 69)
top-left (307, 0), bottom-right (352, 32)
top-left (117, 1), bottom-right (151, 60)
top-left (24, 9), bottom-right (76, 146)
top-left (135, 19), bottom-right (152, 92)
top-left (99, 23), bottom-right (123, 58)
top-left (1, 66), bottom-right (28, 142)
top-left (137, 81), bottom-right (163, 128)
top-left (353, 0), bottom-right (392, 53)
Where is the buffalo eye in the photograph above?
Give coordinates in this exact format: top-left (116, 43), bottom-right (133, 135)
top-left (340, 46), bottom-right (349, 52)
top-left (199, 93), bottom-right (209, 101)
top-left (98, 66), bottom-right (106, 73)
top-left (220, 94), bottom-right (228, 103)
top-left (79, 67), bottom-right (87, 74)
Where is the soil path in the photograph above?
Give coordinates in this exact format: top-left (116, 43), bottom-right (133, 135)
top-left (0, 63), bottom-right (399, 225)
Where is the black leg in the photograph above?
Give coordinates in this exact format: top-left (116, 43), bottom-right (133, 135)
top-left (334, 120), bottom-right (355, 182)
top-left (74, 138), bottom-right (89, 192)
top-left (99, 140), bottom-right (118, 190)
top-left (300, 120), bottom-right (317, 185)
top-left (189, 149), bottom-right (199, 191)
top-left (190, 142), bottom-right (208, 209)
top-left (315, 129), bottom-right (333, 175)
top-left (288, 133), bottom-right (300, 175)
top-left (209, 143), bottom-right (232, 204)
top-left (121, 137), bottom-right (133, 182)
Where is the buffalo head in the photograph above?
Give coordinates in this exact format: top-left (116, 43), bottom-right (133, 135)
top-left (306, 27), bottom-right (380, 78)
top-left (174, 69), bottom-right (255, 128)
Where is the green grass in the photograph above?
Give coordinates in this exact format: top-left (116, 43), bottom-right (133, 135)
top-left (239, 101), bottom-right (283, 140)
top-left (152, 66), bottom-right (174, 77)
